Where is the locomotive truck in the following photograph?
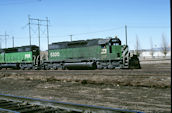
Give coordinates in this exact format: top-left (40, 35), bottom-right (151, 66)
top-left (0, 36), bottom-right (141, 70)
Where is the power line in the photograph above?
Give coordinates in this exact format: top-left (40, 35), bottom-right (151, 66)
top-left (2, 25), bottom-right (170, 40)
top-left (47, 26), bottom-right (124, 40)
top-left (51, 25), bottom-right (168, 38)
top-left (72, 27), bottom-right (123, 36)
top-left (128, 26), bottom-right (170, 29)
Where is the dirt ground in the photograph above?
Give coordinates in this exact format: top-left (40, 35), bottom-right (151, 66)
top-left (0, 62), bottom-right (171, 113)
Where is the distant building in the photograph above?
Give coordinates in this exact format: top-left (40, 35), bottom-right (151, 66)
top-left (130, 48), bottom-right (171, 59)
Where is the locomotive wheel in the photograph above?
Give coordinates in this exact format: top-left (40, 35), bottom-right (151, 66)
top-left (21, 67), bottom-right (25, 70)
top-left (33, 66), bottom-right (38, 70)
top-left (26, 66), bottom-right (31, 70)
top-left (62, 66), bottom-right (66, 70)
top-left (104, 66), bottom-right (108, 69)
top-left (97, 65), bottom-right (103, 69)
top-left (53, 66), bottom-right (58, 70)
top-left (45, 66), bottom-right (50, 70)
top-left (108, 64), bottom-right (114, 69)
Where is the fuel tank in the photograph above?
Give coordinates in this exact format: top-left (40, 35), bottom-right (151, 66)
top-left (64, 62), bottom-right (96, 70)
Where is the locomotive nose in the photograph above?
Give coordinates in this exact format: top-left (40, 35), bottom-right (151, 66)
top-left (129, 55), bottom-right (141, 69)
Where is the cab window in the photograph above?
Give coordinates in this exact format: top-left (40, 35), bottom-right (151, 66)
top-left (101, 44), bottom-right (106, 48)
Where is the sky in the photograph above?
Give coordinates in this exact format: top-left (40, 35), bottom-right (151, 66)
top-left (0, 0), bottom-right (170, 51)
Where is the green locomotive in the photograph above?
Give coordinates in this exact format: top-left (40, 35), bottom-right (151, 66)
top-left (0, 45), bottom-right (40, 69)
top-left (0, 37), bottom-right (140, 70)
top-left (43, 36), bottom-right (140, 69)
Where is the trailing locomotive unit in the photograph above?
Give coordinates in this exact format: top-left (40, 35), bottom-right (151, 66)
top-left (0, 45), bottom-right (40, 70)
top-left (43, 36), bottom-right (140, 70)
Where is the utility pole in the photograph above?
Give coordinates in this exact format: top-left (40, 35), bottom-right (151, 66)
top-left (125, 25), bottom-right (128, 46)
top-left (12, 36), bottom-right (14, 48)
top-left (46, 17), bottom-right (49, 49)
top-left (69, 35), bottom-right (73, 41)
top-left (0, 38), bottom-right (1, 49)
top-left (28, 15), bottom-right (31, 46)
top-left (0, 32), bottom-right (9, 48)
top-left (38, 19), bottom-right (41, 50)
top-left (5, 32), bottom-right (7, 48)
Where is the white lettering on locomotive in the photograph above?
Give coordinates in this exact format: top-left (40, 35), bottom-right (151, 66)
top-left (101, 49), bottom-right (107, 54)
top-left (50, 52), bottom-right (60, 57)
top-left (25, 54), bottom-right (31, 58)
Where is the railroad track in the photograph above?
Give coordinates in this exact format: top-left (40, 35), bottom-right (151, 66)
top-left (0, 94), bottom-right (143, 113)
top-left (0, 69), bottom-right (169, 77)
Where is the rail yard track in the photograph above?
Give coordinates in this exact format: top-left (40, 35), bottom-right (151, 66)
top-left (0, 94), bottom-right (143, 113)
top-left (0, 63), bottom-right (171, 89)
top-left (0, 63), bottom-right (171, 112)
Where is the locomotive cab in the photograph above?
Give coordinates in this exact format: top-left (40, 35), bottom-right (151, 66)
top-left (109, 36), bottom-right (121, 46)
top-left (108, 36), bottom-right (122, 58)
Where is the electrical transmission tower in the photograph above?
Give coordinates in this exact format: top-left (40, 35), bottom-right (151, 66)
top-left (28, 15), bottom-right (50, 50)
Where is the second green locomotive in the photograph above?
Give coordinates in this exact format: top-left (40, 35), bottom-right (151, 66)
top-left (0, 45), bottom-right (40, 69)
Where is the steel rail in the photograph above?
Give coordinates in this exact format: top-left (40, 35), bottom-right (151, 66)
top-left (0, 108), bottom-right (20, 113)
top-left (0, 94), bottom-right (144, 113)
